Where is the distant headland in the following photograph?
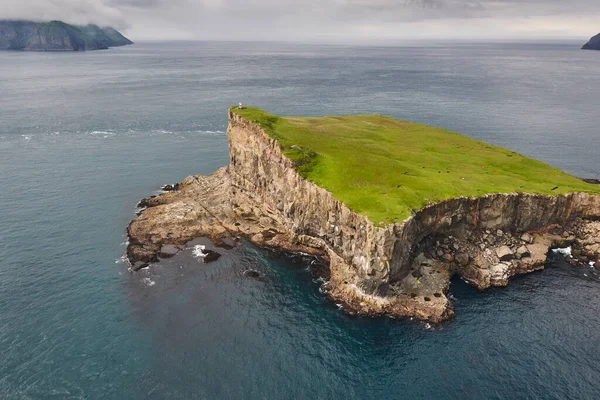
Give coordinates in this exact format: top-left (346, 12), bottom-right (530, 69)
top-left (126, 107), bottom-right (600, 323)
top-left (0, 20), bottom-right (133, 52)
top-left (582, 33), bottom-right (600, 50)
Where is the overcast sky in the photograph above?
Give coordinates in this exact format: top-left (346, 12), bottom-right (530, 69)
top-left (2, 0), bottom-right (599, 42)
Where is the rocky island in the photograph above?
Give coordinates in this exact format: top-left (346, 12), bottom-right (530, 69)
top-left (127, 107), bottom-right (600, 322)
top-left (582, 33), bottom-right (600, 50)
top-left (0, 20), bottom-right (132, 51)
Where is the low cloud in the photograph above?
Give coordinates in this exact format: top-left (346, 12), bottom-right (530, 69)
top-left (1, 0), bottom-right (599, 40)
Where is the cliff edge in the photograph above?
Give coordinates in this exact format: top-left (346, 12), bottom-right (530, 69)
top-left (127, 108), bottom-right (600, 322)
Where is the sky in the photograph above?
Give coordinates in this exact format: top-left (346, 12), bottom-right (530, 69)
top-left (2, 0), bottom-right (599, 42)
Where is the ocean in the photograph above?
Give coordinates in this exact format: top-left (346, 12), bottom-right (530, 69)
top-left (1, 41), bottom-right (599, 399)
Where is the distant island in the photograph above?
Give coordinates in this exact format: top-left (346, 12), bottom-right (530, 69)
top-left (127, 107), bottom-right (600, 323)
top-left (582, 33), bottom-right (600, 50)
top-left (0, 20), bottom-right (133, 51)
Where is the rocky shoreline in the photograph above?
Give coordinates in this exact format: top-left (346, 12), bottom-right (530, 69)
top-left (127, 111), bottom-right (600, 323)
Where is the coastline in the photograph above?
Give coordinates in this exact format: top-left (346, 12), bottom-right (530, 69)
top-left (127, 110), bottom-right (600, 323)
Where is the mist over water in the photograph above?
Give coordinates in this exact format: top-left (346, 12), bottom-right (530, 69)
top-left (1, 41), bottom-right (599, 399)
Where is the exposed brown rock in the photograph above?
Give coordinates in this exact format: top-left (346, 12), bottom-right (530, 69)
top-left (126, 110), bottom-right (600, 323)
top-left (495, 246), bottom-right (514, 261)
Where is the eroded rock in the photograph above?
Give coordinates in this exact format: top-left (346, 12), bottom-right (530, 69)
top-left (125, 110), bottom-right (600, 323)
top-left (495, 246), bottom-right (514, 261)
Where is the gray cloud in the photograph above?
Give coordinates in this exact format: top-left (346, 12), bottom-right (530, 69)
top-left (1, 0), bottom-right (599, 40)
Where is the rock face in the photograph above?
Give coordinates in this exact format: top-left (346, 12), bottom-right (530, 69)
top-left (0, 20), bottom-right (132, 51)
top-left (582, 33), bottom-right (600, 50)
top-left (127, 110), bottom-right (600, 323)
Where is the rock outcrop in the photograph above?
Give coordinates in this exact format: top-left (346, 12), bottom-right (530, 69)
top-left (0, 20), bottom-right (132, 51)
top-left (127, 110), bottom-right (600, 323)
top-left (582, 33), bottom-right (600, 50)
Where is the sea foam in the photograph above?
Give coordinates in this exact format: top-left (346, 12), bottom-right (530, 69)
top-left (193, 245), bottom-right (207, 258)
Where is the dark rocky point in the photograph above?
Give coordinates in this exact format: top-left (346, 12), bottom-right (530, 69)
top-left (582, 33), bottom-right (600, 50)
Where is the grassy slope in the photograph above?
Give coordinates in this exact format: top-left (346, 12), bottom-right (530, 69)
top-left (233, 107), bottom-right (600, 225)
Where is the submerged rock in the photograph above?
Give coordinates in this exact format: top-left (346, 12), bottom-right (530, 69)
top-left (202, 250), bottom-right (221, 263)
top-left (159, 244), bottom-right (180, 258)
top-left (243, 269), bottom-right (261, 278)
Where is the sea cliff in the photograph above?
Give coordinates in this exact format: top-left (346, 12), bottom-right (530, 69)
top-left (127, 110), bottom-right (600, 322)
top-left (0, 20), bottom-right (132, 51)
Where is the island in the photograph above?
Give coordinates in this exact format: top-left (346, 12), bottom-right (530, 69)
top-left (582, 33), bottom-right (600, 50)
top-left (127, 107), bottom-right (600, 322)
top-left (0, 20), bottom-right (133, 51)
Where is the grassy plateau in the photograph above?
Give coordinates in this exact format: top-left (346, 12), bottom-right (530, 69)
top-left (232, 107), bottom-right (600, 225)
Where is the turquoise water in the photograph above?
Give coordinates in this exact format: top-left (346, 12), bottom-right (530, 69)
top-left (1, 41), bottom-right (600, 399)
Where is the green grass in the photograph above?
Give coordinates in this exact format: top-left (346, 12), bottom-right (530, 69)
top-left (232, 107), bottom-right (600, 225)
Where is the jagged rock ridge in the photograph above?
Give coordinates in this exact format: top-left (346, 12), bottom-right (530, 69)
top-left (0, 20), bottom-right (133, 51)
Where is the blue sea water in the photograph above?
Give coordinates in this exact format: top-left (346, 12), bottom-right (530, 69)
top-left (1, 41), bottom-right (600, 399)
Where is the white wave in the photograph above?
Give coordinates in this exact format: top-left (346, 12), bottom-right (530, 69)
top-left (90, 130), bottom-right (114, 136)
top-left (21, 135), bottom-right (31, 140)
top-left (590, 261), bottom-right (596, 268)
top-left (115, 255), bottom-right (128, 264)
top-left (142, 277), bottom-right (156, 287)
top-left (193, 244), bottom-right (207, 258)
top-left (552, 246), bottom-right (572, 257)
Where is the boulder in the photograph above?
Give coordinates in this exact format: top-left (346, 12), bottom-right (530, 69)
top-left (516, 245), bottom-right (531, 259)
top-left (455, 252), bottom-right (470, 266)
top-left (520, 232), bottom-right (533, 244)
top-left (495, 246), bottom-right (514, 261)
